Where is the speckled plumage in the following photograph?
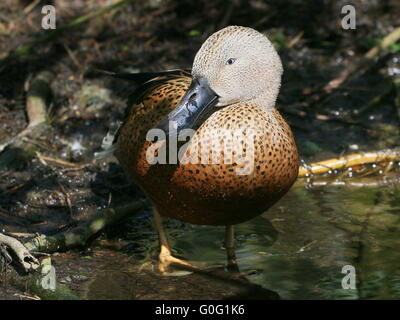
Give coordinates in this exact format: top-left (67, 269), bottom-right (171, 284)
top-left (115, 26), bottom-right (299, 226)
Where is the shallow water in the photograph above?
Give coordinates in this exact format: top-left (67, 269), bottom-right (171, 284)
top-left (4, 175), bottom-right (400, 300)
top-left (165, 177), bottom-right (400, 299)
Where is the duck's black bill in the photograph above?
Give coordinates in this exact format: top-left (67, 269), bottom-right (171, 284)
top-left (156, 77), bottom-right (218, 138)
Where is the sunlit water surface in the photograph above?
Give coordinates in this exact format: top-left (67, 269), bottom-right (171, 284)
top-left (169, 179), bottom-right (400, 299)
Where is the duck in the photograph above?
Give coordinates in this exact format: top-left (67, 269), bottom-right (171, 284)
top-left (105, 26), bottom-right (300, 274)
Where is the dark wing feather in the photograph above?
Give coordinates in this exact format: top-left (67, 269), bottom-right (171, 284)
top-left (110, 69), bottom-right (191, 85)
top-left (125, 69), bottom-right (191, 108)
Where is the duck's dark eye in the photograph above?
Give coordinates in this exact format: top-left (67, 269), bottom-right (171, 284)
top-left (226, 58), bottom-right (236, 65)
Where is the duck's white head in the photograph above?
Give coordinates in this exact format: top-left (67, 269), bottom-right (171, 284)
top-left (193, 25), bottom-right (283, 108)
top-left (157, 26), bottom-right (283, 135)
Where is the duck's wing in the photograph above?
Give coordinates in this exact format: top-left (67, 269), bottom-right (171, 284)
top-left (124, 69), bottom-right (191, 107)
top-left (94, 69), bottom-right (192, 159)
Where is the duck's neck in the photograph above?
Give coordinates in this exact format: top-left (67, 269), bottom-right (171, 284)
top-left (249, 87), bottom-right (280, 111)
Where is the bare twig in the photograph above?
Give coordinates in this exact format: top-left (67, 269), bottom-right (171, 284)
top-left (35, 152), bottom-right (80, 168)
top-left (323, 27), bottom-right (400, 93)
top-left (63, 43), bottom-right (83, 69)
top-left (287, 31), bottom-right (304, 49)
top-left (57, 181), bottom-right (74, 221)
top-left (23, 0), bottom-right (41, 15)
top-left (298, 150), bottom-right (400, 177)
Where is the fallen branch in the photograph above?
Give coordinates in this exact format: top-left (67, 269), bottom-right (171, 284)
top-left (24, 199), bottom-right (149, 253)
top-left (298, 149), bottom-right (400, 177)
top-left (0, 233), bottom-right (40, 272)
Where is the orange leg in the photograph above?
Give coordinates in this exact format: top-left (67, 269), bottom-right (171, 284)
top-left (225, 225), bottom-right (240, 273)
top-left (152, 208), bottom-right (196, 274)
